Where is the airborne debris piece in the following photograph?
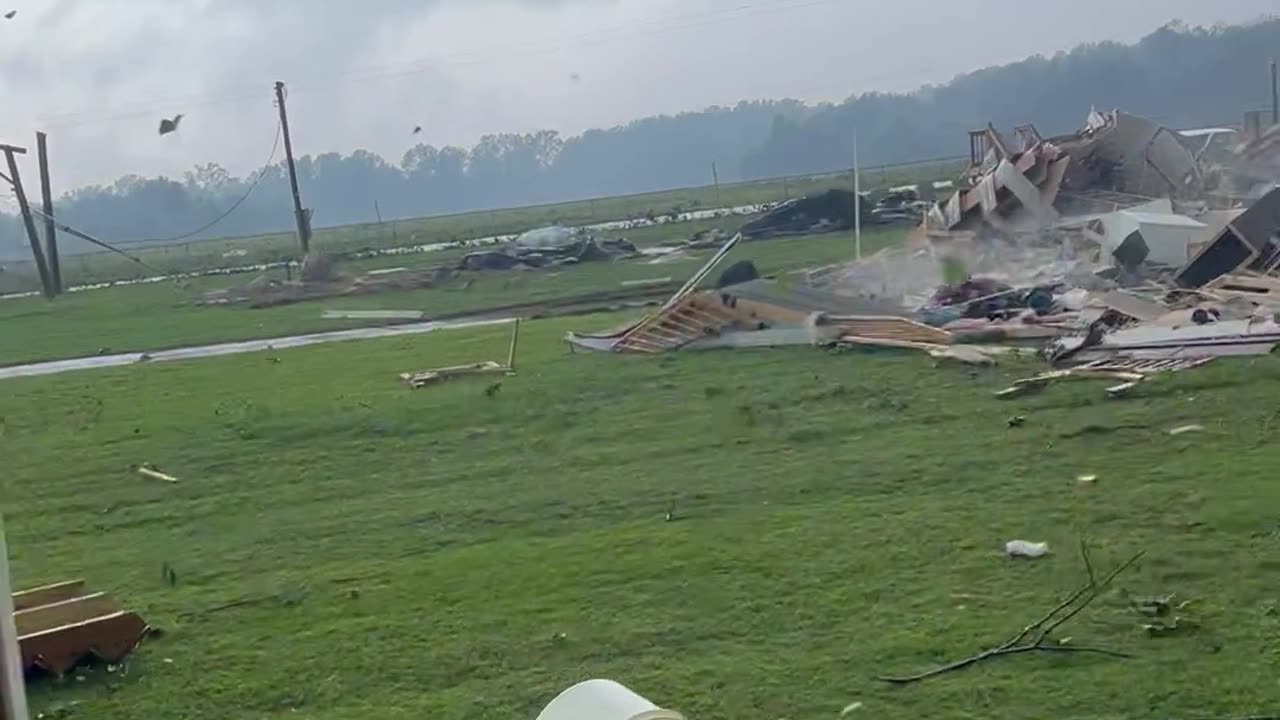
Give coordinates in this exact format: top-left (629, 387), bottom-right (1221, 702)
top-left (157, 114), bottom-right (184, 136)
top-left (11, 580), bottom-right (151, 676)
top-left (3, 9), bottom-right (15, 19)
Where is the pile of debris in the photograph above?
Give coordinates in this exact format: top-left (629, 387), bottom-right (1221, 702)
top-left (569, 108), bottom-right (1280, 391)
top-left (201, 226), bottom-right (639, 309)
top-left (458, 225), bottom-right (639, 271)
top-left (739, 188), bottom-right (922, 240)
top-left (202, 261), bottom-right (464, 309)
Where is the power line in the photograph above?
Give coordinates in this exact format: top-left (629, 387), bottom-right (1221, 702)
top-left (35, 0), bottom-right (845, 129)
top-left (131, 120), bottom-right (283, 244)
top-left (26, 206), bottom-right (162, 275)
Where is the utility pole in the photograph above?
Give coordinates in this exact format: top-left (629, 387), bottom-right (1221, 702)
top-left (0, 514), bottom-right (31, 720)
top-left (36, 132), bottom-right (60, 294)
top-left (274, 81), bottom-right (311, 255)
top-left (711, 162), bottom-right (722, 209)
top-left (852, 128), bottom-right (862, 261)
top-left (1271, 58), bottom-right (1279, 126)
top-left (1, 144), bottom-right (54, 298)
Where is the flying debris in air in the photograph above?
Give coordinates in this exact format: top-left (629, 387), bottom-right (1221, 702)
top-left (3, 10), bottom-right (16, 19)
top-left (158, 114), bottom-right (184, 136)
top-left (412, 126), bottom-right (422, 135)
top-left (569, 73), bottom-right (582, 83)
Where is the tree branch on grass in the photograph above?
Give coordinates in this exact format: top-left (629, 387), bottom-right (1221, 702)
top-left (877, 544), bottom-right (1145, 685)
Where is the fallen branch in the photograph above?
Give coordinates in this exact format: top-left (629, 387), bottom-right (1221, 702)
top-left (878, 544), bottom-right (1144, 685)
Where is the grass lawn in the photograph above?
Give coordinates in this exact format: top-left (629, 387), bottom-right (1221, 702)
top-left (0, 227), bottom-right (905, 366)
top-left (2, 315), bottom-right (1279, 719)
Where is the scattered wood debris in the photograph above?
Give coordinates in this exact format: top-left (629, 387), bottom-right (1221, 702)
top-left (11, 580), bottom-right (151, 676)
top-left (135, 464), bottom-right (179, 483)
top-left (996, 358), bottom-right (1214, 399)
top-left (401, 319), bottom-right (520, 389)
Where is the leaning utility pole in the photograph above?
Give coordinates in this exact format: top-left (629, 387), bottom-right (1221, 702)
top-left (0, 144), bottom-right (54, 298)
top-left (274, 81), bottom-right (311, 255)
top-left (0, 514), bottom-right (30, 720)
top-left (851, 128), bottom-right (862, 261)
top-left (1271, 58), bottom-right (1279, 126)
top-left (36, 132), bottom-right (60, 294)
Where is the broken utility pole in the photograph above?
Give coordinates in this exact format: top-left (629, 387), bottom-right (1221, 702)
top-left (274, 81), bottom-right (311, 255)
top-left (36, 132), bottom-right (60, 294)
top-left (1, 144), bottom-right (54, 299)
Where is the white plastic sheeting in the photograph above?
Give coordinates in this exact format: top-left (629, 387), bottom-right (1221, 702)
top-left (536, 679), bottom-right (683, 720)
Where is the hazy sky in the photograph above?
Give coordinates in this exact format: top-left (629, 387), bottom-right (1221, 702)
top-left (0, 0), bottom-right (1275, 191)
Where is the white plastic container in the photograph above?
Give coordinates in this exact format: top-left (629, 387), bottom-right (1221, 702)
top-left (536, 679), bottom-right (684, 720)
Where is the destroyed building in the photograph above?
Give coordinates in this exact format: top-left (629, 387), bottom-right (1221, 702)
top-left (570, 107), bottom-right (1280, 389)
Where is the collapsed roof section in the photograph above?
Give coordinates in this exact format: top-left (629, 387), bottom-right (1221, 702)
top-left (931, 110), bottom-right (1206, 235)
top-left (930, 129), bottom-right (1069, 234)
top-left (1053, 110), bottom-right (1204, 203)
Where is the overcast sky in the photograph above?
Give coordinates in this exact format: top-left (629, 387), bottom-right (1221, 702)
top-left (0, 0), bottom-right (1275, 191)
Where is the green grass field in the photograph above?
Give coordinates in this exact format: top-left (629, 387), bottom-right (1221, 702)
top-left (0, 158), bottom-right (963, 294)
top-left (0, 226), bottom-right (905, 367)
top-left (5, 166), bottom-right (1276, 719)
top-left (3, 316), bottom-right (1279, 719)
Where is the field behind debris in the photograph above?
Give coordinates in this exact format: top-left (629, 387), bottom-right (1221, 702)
top-left (0, 226), bottom-right (906, 367)
top-left (3, 314), bottom-right (1279, 719)
top-left (0, 158), bottom-right (962, 295)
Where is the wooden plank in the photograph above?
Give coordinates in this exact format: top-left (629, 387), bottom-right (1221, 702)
top-left (11, 580), bottom-right (86, 613)
top-left (15, 593), bottom-right (121, 637)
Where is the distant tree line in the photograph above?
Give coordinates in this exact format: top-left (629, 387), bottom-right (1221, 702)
top-left (2, 18), bottom-right (1278, 259)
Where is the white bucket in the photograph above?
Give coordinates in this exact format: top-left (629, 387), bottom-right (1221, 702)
top-left (536, 679), bottom-right (684, 720)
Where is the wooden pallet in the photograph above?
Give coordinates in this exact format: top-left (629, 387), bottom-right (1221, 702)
top-left (11, 580), bottom-right (149, 676)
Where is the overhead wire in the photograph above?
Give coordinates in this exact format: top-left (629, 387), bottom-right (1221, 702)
top-left (128, 119), bottom-right (283, 244)
top-left (26, 205), bottom-right (163, 275)
top-left (7, 117), bottom-right (280, 268)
